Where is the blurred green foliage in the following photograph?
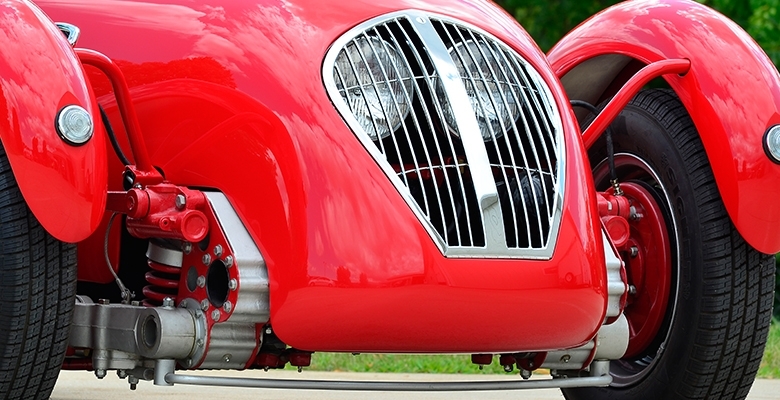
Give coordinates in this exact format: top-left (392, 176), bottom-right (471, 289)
top-left (495, 0), bottom-right (780, 65)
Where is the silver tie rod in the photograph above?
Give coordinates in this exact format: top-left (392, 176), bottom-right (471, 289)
top-left (159, 360), bottom-right (612, 391)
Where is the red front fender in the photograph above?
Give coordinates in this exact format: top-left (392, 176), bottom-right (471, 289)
top-left (548, 0), bottom-right (780, 254)
top-left (0, 1), bottom-right (107, 242)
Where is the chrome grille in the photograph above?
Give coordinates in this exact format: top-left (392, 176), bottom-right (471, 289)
top-left (323, 11), bottom-right (564, 258)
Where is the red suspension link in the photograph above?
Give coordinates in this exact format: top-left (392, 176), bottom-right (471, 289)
top-left (597, 191), bottom-right (632, 248)
top-left (106, 183), bottom-right (209, 243)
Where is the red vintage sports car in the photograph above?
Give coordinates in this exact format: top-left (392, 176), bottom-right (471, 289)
top-left (1, 0), bottom-right (778, 399)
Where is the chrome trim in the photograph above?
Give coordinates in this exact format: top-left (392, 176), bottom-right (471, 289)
top-left (164, 372), bottom-right (612, 390)
top-left (55, 22), bottom-right (80, 46)
top-left (409, 15), bottom-right (505, 253)
top-left (323, 11), bottom-right (565, 258)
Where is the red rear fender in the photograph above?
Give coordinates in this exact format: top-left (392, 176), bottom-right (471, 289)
top-left (0, 1), bottom-right (107, 242)
top-left (548, 0), bottom-right (780, 254)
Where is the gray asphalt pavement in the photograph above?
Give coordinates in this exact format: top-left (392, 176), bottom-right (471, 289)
top-left (52, 370), bottom-right (778, 400)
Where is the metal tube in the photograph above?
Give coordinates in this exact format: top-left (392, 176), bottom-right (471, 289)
top-left (154, 359), bottom-right (176, 386)
top-left (581, 58), bottom-right (691, 149)
top-left (164, 373), bottom-right (611, 391)
top-left (75, 48), bottom-right (161, 179)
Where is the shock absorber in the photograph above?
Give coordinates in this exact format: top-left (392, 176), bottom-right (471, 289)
top-left (143, 241), bottom-right (183, 306)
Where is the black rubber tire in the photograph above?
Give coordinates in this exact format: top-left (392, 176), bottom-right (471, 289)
top-left (0, 146), bottom-right (77, 400)
top-left (562, 89), bottom-right (775, 400)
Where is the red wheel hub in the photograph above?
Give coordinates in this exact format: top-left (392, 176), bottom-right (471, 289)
top-left (614, 182), bottom-right (672, 358)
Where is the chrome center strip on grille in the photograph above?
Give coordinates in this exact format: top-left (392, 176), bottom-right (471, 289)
top-left (407, 14), bottom-right (507, 252)
top-left (323, 10), bottom-right (565, 259)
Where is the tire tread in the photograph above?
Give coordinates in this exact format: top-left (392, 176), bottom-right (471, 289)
top-left (0, 146), bottom-right (76, 400)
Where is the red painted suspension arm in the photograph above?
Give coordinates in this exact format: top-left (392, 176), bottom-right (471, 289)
top-left (106, 184), bottom-right (209, 243)
top-left (582, 59), bottom-right (691, 149)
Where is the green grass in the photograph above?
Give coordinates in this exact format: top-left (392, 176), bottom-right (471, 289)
top-left (310, 353), bottom-right (516, 375)
top-left (759, 322), bottom-right (780, 378)
top-left (308, 323), bottom-right (780, 378)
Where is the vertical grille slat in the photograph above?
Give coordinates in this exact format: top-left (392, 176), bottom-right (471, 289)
top-left (513, 56), bottom-right (560, 219)
top-left (462, 29), bottom-right (536, 248)
top-left (436, 20), bottom-right (494, 246)
top-left (396, 20), bottom-right (479, 246)
top-left (324, 11), bottom-right (564, 258)
top-left (492, 45), bottom-right (556, 231)
top-left (449, 25), bottom-right (525, 247)
top-left (359, 31), bottom-right (412, 189)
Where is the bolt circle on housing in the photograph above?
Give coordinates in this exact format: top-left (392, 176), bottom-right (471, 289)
top-left (592, 151), bottom-right (679, 388)
top-left (616, 181), bottom-right (672, 358)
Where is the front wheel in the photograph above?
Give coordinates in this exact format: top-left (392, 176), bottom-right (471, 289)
top-left (563, 89), bottom-right (774, 400)
top-left (0, 145), bottom-right (77, 400)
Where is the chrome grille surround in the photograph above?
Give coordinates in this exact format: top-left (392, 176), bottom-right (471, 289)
top-left (323, 10), bottom-right (565, 259)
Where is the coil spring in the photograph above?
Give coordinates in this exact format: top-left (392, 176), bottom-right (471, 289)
top-left (143, 248), bottom-right (182, 307)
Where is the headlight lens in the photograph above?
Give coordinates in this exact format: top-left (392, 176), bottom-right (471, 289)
top-left (438, 39), bottom-right (520, 141)
top-left (56, 105), bottom-right (93, 146)
top-left (764, 125), bottom-right (780, 163)
top-left (333, 35), bottom-right (414, 141)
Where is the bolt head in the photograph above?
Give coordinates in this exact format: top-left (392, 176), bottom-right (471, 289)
top-left (630, 246), bottom-right (639, 258)
top-left (265, 327), bottom-right (273, 335)
top-left (228, 278), bottom-right (238, 291)
top-left (214, 245), bottom-right (223, 258)
top-left (175, 194), bottom-right (186, 210)
top-left (200, 299), bottom-right (209, 311)
top-left (224, 255), bottom-right (234, 268)
top-left (223, 354), bottom-right (232, 363)
top-left (211, 309), bottom-right (221, 321)
top-left (223, 301), bottom-right (232, 313)
top-left (182, 242), bottom-right (192, 254)
top-left (162, 297), bottom-right (175, 308)
top-left (197, 275), bottom-right (206, 288)
top-left (202, 254), bottom-right (212, 266)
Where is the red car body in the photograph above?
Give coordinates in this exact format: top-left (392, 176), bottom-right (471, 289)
top-left (1, 0), bottom-right (778, 398)
top-left (36, 0), bottom-right (608, 354)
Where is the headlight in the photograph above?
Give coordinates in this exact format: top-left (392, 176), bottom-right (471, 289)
top-left (438, 39), bottom-right (520, 141)
top-left (764, 125), bottom-right (780, 164)
top-left (333, 35), bottom-right (414, 141)
top-left (56, 105), bottom-right (94, 146)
